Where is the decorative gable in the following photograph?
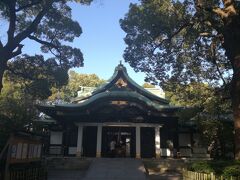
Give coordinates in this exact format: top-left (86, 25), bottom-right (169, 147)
top-left (115, 78), bottom-right (128, 88)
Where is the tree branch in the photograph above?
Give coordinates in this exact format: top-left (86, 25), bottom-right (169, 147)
top-left (7, 0), bottom-right (16, 43)
top-left (198, 0), bottom-right (237, 19)
top-left (212, 7), bottom-right (237, 19)
top-left (15, 0), bottom-right (53, 44)
top-left (214, 58), bottom-right (227, 86)
top-left (199, 33), bottom-right (224, 43)
top-left (210, 38), bottom-right (227, 86)
top-left (28, 35), bottom-right (58, 49)
top-left (0, 40), bottom-right (3, 48)
top-left (10, 44), bottom-right (24, 58)
top-left (28, 35), bottom-right (63, 65)
top-left (199, 32), bottom-right (214, 37)
top-left (153, 21), bottom-right (194, 52)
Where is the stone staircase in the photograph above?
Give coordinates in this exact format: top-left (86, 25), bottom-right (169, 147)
top-left (143, 158), bottom-right (187, 174)
top-left (46, 157), bottom-right (92, 170)
top-left (143, 159), bottom-right (187, 180)
top-left (192, 148), bottom-right (211, 159)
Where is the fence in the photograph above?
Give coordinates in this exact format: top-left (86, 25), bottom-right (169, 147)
top-left (8, 166), bottom-right (47, 180)
top-left (0, 132), bottom-right (47, 180)
top-left (182, 169), bottom-right (240, 180)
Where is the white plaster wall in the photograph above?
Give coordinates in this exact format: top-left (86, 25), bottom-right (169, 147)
top-left (68, 147), bottom-right (77, 155)
top-left (50, 131), bottom-right (63, 145)
top-left (145, 87), bottom-right (165, 98)
top-left (161, 148), bottom-right (171, 156)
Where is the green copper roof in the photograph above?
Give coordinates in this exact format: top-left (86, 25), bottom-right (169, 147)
top-left (37, 63), bottom-right (181, 119)
top-left (37, 91), bottom-right (181, 117)
top-left (92, 64), bottom-right (169, 104)
top-left (57, 91), bottom-right (174, 109)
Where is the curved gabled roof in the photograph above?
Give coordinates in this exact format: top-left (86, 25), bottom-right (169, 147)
top-left (37, 91), bottom-right (181, 119)
top-left (39, 91), bottom-right (176, 111)
top-left (37, 63), bottom-right (181, 121)
top-left (92, 64), bottom-right (169, 105)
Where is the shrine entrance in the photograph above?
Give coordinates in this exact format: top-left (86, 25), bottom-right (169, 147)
top-left (101, 126), bottom-right (136, 158)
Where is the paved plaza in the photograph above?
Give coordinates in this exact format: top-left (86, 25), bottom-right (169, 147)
top-left (48, 170), bottom-right (86, 180)
top-left (48, 158), bottom-right (183, 180)
top-left (83, 158), bottom-right (147, 180)
top-left (48, 158), bottom-right (147, 180)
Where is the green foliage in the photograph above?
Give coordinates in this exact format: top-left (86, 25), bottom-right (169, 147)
top-left (165, 82), bottom-right (233, 158)
top-left (121, 0), bottom-right (240, 158)
top-left (5, 55), bottom-right (69, 100)
top-left (48, 71), bottom-right (105, 102)
top-left (0, 74), bottom-right (39, 151)
top-left (188, 161), bottom-right (240, 178)
top-left (222, 165), bottom-right (240, 178)
top-left (142, 82), bottom-right (155, 88)
top-left (165, 82), bottom-right (214, 107)
top-left (120, 0), bottom-right (234, 86)
top-left (0, 0), bottom-right (93, 92)
top-left (189, 161), bottom-right (214, 174)
top-left (68, 71), bottom-right (105, 90)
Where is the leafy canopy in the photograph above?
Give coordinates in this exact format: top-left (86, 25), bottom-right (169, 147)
top-left (120, 1), bottom-right (240, 157)
top-left (142, 82), bottom-right (155, 88)
top-left (165, 82), bottom-right (233, 158)
top-left (0, 74), bottom-right (39, 151)
top-left (120, 0), bottom-right (237, 87)
top-left (48, 71), bottom-right (105, 102)
top-left (0, 0), bottom-right (92, 92)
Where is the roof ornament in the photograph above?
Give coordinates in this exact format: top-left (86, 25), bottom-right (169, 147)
top-left (115, 78), bottom-right (128, 88)
top-left (115, 61), bottom-right (128, 74)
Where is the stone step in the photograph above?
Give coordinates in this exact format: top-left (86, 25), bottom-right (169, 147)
top-left (143, 159), bottom-right (187, 174)
top-left (192, 153), bottom-right (210, 158)
top-left (46, 157), bottom-right (92, 170)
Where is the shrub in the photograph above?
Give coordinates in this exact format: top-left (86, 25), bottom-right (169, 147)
top-left (188, 161), bottom-right (214, 173)
top-left (222, 165), bottom-right (240, 178)
top-left (188, 160), bottom-right (240, 177)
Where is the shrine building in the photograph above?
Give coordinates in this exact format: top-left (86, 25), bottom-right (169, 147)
top-left (38, 63), bottom-right (207, 158)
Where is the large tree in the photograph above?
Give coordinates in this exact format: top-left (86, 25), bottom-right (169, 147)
top-left (48, 71), bottom-right (105, 101)
top-left (120, 0), bottom-right (240, 159)
top-left (165, 82), bottom-right (233, 158)
top-left (0, 0), bottom-right (92, 92)
top-left (0, 73), bottom-right (41, 151)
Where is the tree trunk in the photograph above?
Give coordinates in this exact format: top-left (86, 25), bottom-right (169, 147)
top-left (232, 67), bottom-right (240, 160)
top-left (233, 106), bottom-right (240, 159)
top-left (0, 47), bottom-right (12, 92)
top-left (0, 60), bottom-right (7, 93)
top-left (222, 15), bottom-right (240, 159)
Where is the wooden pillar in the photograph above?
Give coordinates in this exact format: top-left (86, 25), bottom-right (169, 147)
top-left (96, 125), bottom-right (102, 157)
top-left (155, 126), bottom-right (161, 158)
top-left (136, 125), bottom-right (141, 158)
top-left (76, 125), bottom-right (83, 157)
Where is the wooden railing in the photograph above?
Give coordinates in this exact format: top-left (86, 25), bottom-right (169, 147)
top-left (0, 132), bottom-right (47, 180)
top-left (183, 169), bottom-right (240, 180)
top-left (8, 166), bottom-right (47, 180)
top-left (0, 163), bottom-right (47, 180)
top-left (48, 145), bottom-right (64, 156)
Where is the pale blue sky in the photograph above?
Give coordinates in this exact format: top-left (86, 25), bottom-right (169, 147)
top-left (70, 0), bottom-right (146, 84)
top-left (21, 0), bottom-right (146, 84)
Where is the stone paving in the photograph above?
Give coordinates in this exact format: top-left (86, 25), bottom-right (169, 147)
top-left (83, 158), bottom-right (147, 180)
top-left (48, 169), bottom-right (86, 180)
top-left (148, 171), bottom-right (182, 180)
top-left (48, 158), bottom-right (183, 180)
